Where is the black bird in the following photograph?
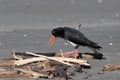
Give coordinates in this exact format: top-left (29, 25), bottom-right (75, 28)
top-left (48, 26), bottom-right (102, 58)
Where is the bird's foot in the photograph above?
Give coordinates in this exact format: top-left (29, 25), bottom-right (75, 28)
top-left (63, 49), bottom-right (79, 59)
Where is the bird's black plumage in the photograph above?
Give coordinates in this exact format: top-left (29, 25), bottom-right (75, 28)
top-left (52, 27), bottom-right (102, 50)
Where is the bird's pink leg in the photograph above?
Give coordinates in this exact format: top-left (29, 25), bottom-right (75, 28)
top-left (63, 49), bottom-right (79, 59)
top-left (74, 49), bottom-right (79, 59)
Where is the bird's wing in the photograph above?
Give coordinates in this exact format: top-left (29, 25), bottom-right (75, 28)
top-left (63, 27), bottom-right (101, 50)
top-left (64, 28), bottom-right (94, 46)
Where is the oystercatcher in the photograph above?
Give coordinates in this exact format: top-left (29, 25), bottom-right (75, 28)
top-left (48, 25), bottom-right (102, 58)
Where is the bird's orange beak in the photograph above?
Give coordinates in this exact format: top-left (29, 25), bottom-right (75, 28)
top-left (48, 34), bottom-right (56, 46)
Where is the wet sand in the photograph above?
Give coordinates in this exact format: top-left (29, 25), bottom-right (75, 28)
top-left (0, 0), bottom-right (120, 79)
top-left (0, 25), bottom-right (120, 80)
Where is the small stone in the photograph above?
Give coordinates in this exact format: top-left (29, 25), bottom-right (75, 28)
top-left (98, 70), bottom-right (104, 74)
top-left (75, 65), bottom-right (82, 72)
top-left (24, 34), bottom-right (27, 37)
top-left (67, 66), bottom-right (76, 75)
top-left (55, 66), bottom-right (67, 78)
top-left (64, 43), bottom-right (69, 45)
top-left (109, 43), bottom-right (113, 46)
top-left (60, 50), bottom-right (63, 52)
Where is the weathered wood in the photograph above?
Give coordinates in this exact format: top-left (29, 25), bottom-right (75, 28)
top-left (14, 57), bottom-right (48, 66)
top-left (26, 52), bottom-right (90, 66)
top-left (54, 57), bottom-right (87, 63)
top-left (0, 51), bottom-right (92, 78)
top-left (26, 52), bottom-right (73, 66)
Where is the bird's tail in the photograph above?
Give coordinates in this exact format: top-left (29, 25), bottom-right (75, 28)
top-left (90, 42), bottom-right (102, 50)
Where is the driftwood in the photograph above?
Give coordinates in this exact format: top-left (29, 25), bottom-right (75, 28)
top-left (26, 52), bottom-right (90, 66)
top-left (14, 57), bottom-right (48, 66)
top-left (0, 51), bottom-right (91, 79)
top-left (26, 52), bottom-right (73, 66)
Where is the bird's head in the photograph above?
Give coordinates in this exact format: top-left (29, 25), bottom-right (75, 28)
top-left (48, 27), bottom-right (64, 46)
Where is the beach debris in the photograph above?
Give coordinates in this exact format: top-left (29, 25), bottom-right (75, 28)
top-left (0, 51), bottom-right (90, 79)
top-left (102, 62), bottom-right (120, 71)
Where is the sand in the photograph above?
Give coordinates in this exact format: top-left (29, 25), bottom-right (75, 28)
top-left (0, 25), bottom-right (120, 80)
top-left (0, 0), bottom-right (120, 79)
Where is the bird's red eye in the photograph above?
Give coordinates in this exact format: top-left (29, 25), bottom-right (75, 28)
top-left (52, 31), bottom-right (55, 34)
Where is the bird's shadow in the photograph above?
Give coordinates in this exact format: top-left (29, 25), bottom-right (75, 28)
top-left (78, 52), bottom-right (105, 60)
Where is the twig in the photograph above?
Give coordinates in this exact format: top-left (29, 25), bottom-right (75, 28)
top-left (12, 50), bottom-right (23, 60)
